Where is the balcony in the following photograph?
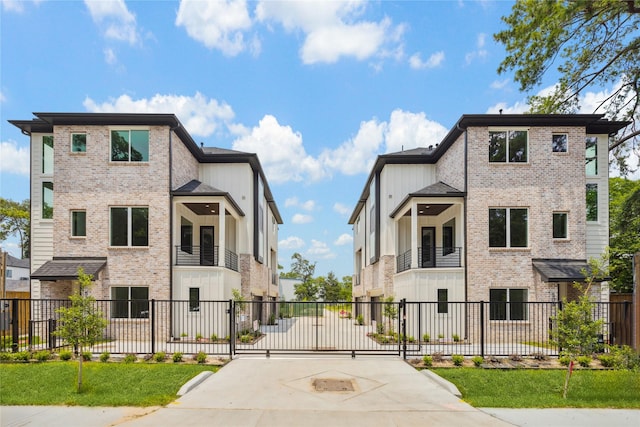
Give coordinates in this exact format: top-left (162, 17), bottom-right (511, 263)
top-left (396, 247), bottom-right (462, 273)
top-left (175, 246), bottom-right (238, 271)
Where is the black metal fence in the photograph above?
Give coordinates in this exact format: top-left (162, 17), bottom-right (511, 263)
top-left (0, 299), bottom-right (633, 358)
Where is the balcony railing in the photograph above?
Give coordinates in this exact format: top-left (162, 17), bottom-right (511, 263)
top-left (175, 246), bottom-right (238, 272)
top-left (396, 247), bottom-right (462, 273)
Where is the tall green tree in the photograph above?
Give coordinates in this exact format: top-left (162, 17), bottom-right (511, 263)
top-left (495, 0), bottom-right (639, 173)
top-left (609, 178), bottom-right (640, 292)
top-left (54, 268), bottom-right (107, 392)
top-left (0, 198), bottom-right (30, 259)
top-left (287, 252), bottom-right (319, 301)
top-left (318, 272), bottom-right (343, 301)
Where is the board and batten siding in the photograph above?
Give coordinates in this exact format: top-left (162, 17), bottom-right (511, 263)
top-left (585, 133), bottom-right (610, 261)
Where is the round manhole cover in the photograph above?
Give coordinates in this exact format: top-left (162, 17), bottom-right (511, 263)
top-left (312, 378), bottom-right (355, 392)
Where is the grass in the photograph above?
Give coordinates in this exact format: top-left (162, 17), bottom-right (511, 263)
top-left (0, 362), bottom-right (218, 407)
top-left (431, 368), bottom-right (640, 408)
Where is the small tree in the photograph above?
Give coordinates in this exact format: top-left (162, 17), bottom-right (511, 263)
top-left (551, 255), bottom-right (607, 398)
top-left (54, 268), bottom-right (107, 392)
top-left (383, 296), bottom-right (398, 334)
top-left (232, 288), bottom-right (248, 333)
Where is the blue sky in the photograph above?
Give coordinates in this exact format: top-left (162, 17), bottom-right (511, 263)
top-left (0, 0), bottom-right (635, 278)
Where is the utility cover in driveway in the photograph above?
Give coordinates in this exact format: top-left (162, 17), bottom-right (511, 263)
top-left (312, 378), bottom-right (355, 392)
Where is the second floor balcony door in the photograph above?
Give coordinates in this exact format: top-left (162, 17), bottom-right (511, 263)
top-left (200, 226), bottom-right (215, 266)
top-left (421, 227), bottom-right (436, 268)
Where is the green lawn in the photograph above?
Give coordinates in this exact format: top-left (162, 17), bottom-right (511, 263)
top-left (0, 362), bottom-right (218, 407)
top-left (431, 368), bottom-right (640, 408)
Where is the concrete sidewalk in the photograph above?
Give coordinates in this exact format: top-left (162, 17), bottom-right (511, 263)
top-left (2, 356), bottom-right (638, 427)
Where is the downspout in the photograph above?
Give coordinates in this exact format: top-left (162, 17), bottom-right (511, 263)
top-left (168, 123), bottom-right (180, 330)
top-left (456, 122), bottom-right (468, 303)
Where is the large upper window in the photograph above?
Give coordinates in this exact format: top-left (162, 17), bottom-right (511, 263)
top-left (42, 135), bottom-right (54, 174)
top-left (42, 182), bottom-right (53, 219)
top-left (71, 133), bottom-right (87, 153)
top-left (111, 130), bottom-right (149, 162)
top-left (490, 288), bottom-right (528, 320)
top-left (442, 218), bottom-right (455, 255)
top-left (586, 184), bottom-right (598, 221)
top-left (489, 130), bottom-right (528, 163)
top-left (489, 208), bottom-right (528, 248)
top-left (111, 286), bottom-right (149, 319)
top-left (585, 137), bottom-right (598, 176)
top-left (110, 207), bottom-right (148, 246)
top-left (71, 210), bottom-right (86, 237)
top-left (553, 212), bottom-right (568, 239)
top-left (180, 217), bottom-right (193, 254)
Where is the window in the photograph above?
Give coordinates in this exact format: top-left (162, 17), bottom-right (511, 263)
top-left (42, 182), bottom-right (53, 219)
top-left (180, 217), bottom-right (193, 254)
top-left (189, 288), bottom-right (200, 312)
top-left (42, 135), bottom-right (54, 174)
top-left (489, 208), bottom-right (528, 248)
top-left (437, 289), bottom-right (448, 314)
top-left (110, 207), bottom-right (148, 246)
top-left (586, 184), bottom-right (598, 221)
top-left (111, 287), bottom-right (149, 319)
top-left (71, 133), bottom-right (86, 153)
top-left (489, 130), bottom-right (528, 163)
top-left (111, 130), bottom-right (149, 162)
top-left (71, 210), bottom-right (86, 237)
top-left (585, 137), bottom-right (597, 176)
top-left (552, 134), bottom-right (567, 153)
top-left (6, 269), bottom-right (12, 278)
top-left (490, 289), bottom-right (528, 320)
top-left (553, 212), bottom-right (568, 239)
top-left (442, 218), bottom-right (455, 256)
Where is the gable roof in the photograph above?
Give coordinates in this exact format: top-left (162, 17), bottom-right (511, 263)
top-left (389, 182), bottom-right (465, 219)
top-left (172, 180), bottom-right (245, 216)
top-left (6, 254), bottom-right (29, 269)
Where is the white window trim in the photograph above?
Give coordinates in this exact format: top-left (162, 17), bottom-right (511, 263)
top-left (488, 127), bottom-right (530, 164)
top-left (70, 132), bottom-right (87, 154)
top-left (109, 127), bottom-right (150, 163)
top-left (109, 206), bottom-right (149, 248)
top-left (70, 209), bottom-right (87, 238)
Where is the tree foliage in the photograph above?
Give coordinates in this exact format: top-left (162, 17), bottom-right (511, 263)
top-left (317, 272), bottom-right (352, 302)
top-left (609, 177), bottom-right (640, 292)
top-left (0, 198), bottom-right (30, 259)
top-left (54, 268), bottom-right (107, 392)
top-left (495, 0), bottom-right (639, 173)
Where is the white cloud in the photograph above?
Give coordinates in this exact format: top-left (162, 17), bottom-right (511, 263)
top-left (284, 197), bottom-right (298, 207)
top-left (334, 233), bottom-right (353, 246)
top-left (486, 101), bottom-right (529, 115)
top-left (384, 109), bottom-right (448, 153)
top-left (490, 79), bottom-right (510, 90)
top-left (279, 236), bottom-right (305, 250)
top-left (333, 202), bottom-right (351, 216)
top-left (285, 197), bottom-right (316, 211)
top-left (104, 48), bottom-right (117, 65)
top-left (232, 115), bottom-right (324, 183)
top-left (0, 140), bottom-right (30, 175)
top-left (465, 33), bottom-right (488, 65)
top-left (83, 92), bottom-right (235, 137)
top-left (0, 90), bottom-right (5, 103)
top-left (300, 200), bottom-right (316, 211)
top-left (409, 51), bottom-right (444, 70)
top-left (84, 0), bottom-right (141, 46)
top-left (0, 241), bottom-right (22, 258)
top-left (292, 213), bottom-right (313, 224)
top-left (1, 0), bottom-right (24, 12)
top-left (256, 0), bottom-right (404, 65)
top-left (307, 240), bottom-right (335, 259)
top-left (176, 0), bottom-right (252, 56)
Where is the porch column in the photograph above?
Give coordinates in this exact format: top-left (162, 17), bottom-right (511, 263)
top-left (411, 202), bottom-right (418, 269)
top-left (219, 199), bottom-right (226, 268)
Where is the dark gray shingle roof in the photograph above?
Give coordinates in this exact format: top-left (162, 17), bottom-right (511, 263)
top-left (532, 259), bottom-right (607, 282)
top-left (31, 257), bottom-right (107, 281)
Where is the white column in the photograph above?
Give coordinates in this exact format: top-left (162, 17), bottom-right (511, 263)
top-left (411, 202), bottom-right (418, 269)
top-left (218, 199), bottom-right (226, 268)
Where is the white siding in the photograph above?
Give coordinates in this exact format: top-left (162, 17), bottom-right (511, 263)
top-left (585, 133), bottom-right (609, 260)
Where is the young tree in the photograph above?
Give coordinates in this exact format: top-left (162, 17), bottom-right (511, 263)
top-left (340, 275), bottom-right (353, 302)
top-left (495, 1), bottom-right (639, 173)
top-left (609, 178), bottom-right (640, 292)
top-left (54, 268), bottom-right (107, 392)
top-left (383, 296), bottom-right (398, 335)
top-left (0, 198), bottom-right (30, 259)
top-left (551, 256), bottom-right (607, 398)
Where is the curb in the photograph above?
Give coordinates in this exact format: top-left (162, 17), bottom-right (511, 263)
top-left (420, 369), bottom-right (462, 398)
top-left (177, 371), bottom-right (213, 396)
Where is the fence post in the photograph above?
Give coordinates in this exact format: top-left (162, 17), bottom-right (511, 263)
top-left (48, 318), bottom-right (56, 350)
top-left (401, 299), bottom-right (407, 360)
top-left (315, 301), bottom-right (319, 351)
top-left (480, 301), bottom-right (485, 358)
top-left (150, 299), bottom-right (156, 355)
top-left (228, 299), bottom-right (234, 359)
top-left (11, 299), bottom-right (19, 353)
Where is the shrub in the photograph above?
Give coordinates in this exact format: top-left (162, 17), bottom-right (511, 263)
top-left (99, 351), bottom-right (110, 363)
top-left (437, 334), bottom-right (444, 339)
top-left (577, 355), bottom-right (591, 367)
top-left (195, 351), bottom-right (207, 364)
top-left (59, 350), bottom-right (72, 361)
top-left (195, 333), bottom-right (203, 341)
top-left (172, 352), bottom-right (183, 363)
top-left (606, 345), bottom-right (640, 370)
top-left (82, 351), bottom-right (92, 361)
top-left (452, 334), bottom-right (461, 342)
top-left (452, 354), bottom-right (464, 366)
top-left (13, 351), bottom-right (31, 362)
top-left (422, 355), bottom-right (433, 367)
top-left (422, 333), bottom-right (430, 342)
top-left (153, 352), bottom-right (166, 363)
top-left (356, 314), bottom-right (364, 325)
top-left (559, 356), bottom-right (571, 366)
top-left (598, 354), bottom-right (615, 368)
top-left (123, 353), bottom-right (137, 363)
top-left (240, 334), bottom-right (252, 343)
top-left (34, 350), bottom-right (51, 362)
top-left (472, 356), bottom-right (484, 367)
top-left (210, 333), bottom-right (218, 342)
top-left (376, 322), bottom-right (385, 335)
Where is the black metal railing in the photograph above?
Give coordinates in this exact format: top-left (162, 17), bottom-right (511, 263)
top-left (175, 246), bottom-right (239, 271)
top-left (397, 247), bottom-right (462, 272)
top-left (0, 298), bottom-right (632, 359)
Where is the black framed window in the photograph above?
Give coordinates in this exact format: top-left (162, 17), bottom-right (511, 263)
top-left (490, 289), bottom-right (528, 320)
top-left (111, 286), bottom-right (149, 319)
top-left (437, 289), bottom-right (448, 314)
top-left (189, 288), bottom-right (200, 312)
